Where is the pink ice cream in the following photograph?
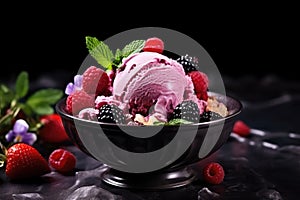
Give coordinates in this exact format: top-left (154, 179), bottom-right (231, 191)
top-left (111, 51), bottom-right (206, 122)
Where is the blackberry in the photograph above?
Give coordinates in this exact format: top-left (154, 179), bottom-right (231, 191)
top-left (200, 111), bottom-right (223, 122)
top-left (171, 100), bottom-right (200, 123)
top-left (176, 54), bottom-right (198, 74)
top-left (97, 104), bottom-right (126, 124)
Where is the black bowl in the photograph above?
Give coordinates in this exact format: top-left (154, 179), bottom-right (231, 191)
top-left (56, 92), bottom-right (242, 189)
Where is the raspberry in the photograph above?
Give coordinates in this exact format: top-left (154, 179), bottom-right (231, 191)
top-left (66, 90), bottom-right (94, 115)
top-left (171, 100), bottom-right (200, 123)
top-left (188, 71), bottom-right (209, 101)
top-left (233, 120), bottom-right (251, 137)
top-left (48, 148), bottom-right (76, 174)
top-left (82, 66), bottom-right (109, 96)
top-left (143, 37), bottom-right (164, 54)
top-left (196, 91), bottom-right (208, 102)
top-left (203, 162), bottom-right (225, 185)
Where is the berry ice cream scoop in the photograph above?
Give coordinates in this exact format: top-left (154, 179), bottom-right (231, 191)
top-left (65, 36), bottom-right (228, 125)
top-left (112, 51), bottom-right (206, 122)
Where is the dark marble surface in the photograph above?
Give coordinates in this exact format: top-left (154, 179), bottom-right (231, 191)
top-left (0, 73), bottom-right (299, 200)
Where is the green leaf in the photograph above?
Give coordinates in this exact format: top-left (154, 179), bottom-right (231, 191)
top-left (153, 118), bottom-right (194, 126)
top-left (0, 84), bottom-right (14, 111)
top-left (25, 89), bottom-right (63, 116)
top-left (114, 48), bottom-right (122, 62)
top-left (0, 84), bottom-right (10, 93)
top-left (0, 112), bottom-right (14, 129)
top-left (121, 40), bottom-right (145, 58)
top-left (15, 71), bottom-right (29, 99)
top-left (29, 102), bottom-right (54, 115)
top-left (85, 36), bottom-right (114, 69)
top-left (19, 103), bottom-right (33, 117)
top-left (0, 154), bottom-right (6, 167)
top-left (168, 118), bottom-right (193, 125)
top-left (26, 89), bottom-right (63, 107)
top-left (153, 121), bottom-right (166, 126)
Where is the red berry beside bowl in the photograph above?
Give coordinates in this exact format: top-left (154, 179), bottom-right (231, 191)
top-left (48, 148), bottom-right (76, 174)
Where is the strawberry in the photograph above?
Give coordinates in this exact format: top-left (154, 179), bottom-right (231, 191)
top-left (38, 113), bottom-right (69, 143)
top-left (4, 143), bottom-right (50, 180)
top-left (143, 37), bottom-right (164, 54)
top-left (202, 162), bottom-right (225, 185)
top-left (233, 120), bottom-right (251, 137)
top-left (48, 148), bottom-right (76, 174)
top-left (65, 90), bottom-right (94, 115)
top-left (82, 66), bottom-right (110, 96)
top-left (188, 71), bottom-right (209, 101)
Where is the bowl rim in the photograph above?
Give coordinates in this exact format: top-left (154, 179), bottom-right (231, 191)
top-left (55, 92), bottom-right (242, 127)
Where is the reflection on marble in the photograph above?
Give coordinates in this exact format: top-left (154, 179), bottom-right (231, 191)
top-left (198, 187), bottom-right (220, 199)
top-left (1, 127), bottom-right (297, 199)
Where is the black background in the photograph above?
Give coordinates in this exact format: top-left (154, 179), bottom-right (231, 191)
top-left (0, 5), bottom-right (298, 88)
top-left (0, 6), bottom-right (299, 200)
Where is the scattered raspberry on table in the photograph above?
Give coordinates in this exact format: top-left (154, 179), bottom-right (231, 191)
top-left (233, 120), bottom-right (251, 137)
top-left (202, 162), bottom-right (225, 185)
top-left (48, 148), bottom-right (76, 174)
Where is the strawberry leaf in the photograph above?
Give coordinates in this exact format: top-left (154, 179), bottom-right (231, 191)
top-left (0, 84), bottom-right (14, 112)
top-left (0, 154), bottom-right (6, 167)
top-left (30, 103), bottom-right (54, 115)
top-left (26, 89), bottom-right (63, 106)
top-left (15, 71), bottom-right (29, 99)
top-left (26, 89), bottom-right (63, 116)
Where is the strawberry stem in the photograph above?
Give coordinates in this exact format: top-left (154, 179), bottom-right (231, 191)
top-left (0, 153), bottom-right (6, 167)
top-left (0, 105), bottom-right (20, 125)
top-left (0, 142), bottom-right (7, 167)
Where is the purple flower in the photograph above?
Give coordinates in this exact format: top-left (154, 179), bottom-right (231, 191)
top-left (5, 119), bottom-right (37, 145)
top-left (65, 75), bottom-right (83, 95)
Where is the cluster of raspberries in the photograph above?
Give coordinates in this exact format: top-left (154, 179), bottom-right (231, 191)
top-left (65, 66), bottom-right (111, 115)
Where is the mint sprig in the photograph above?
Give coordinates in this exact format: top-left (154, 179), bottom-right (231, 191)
top-left (85, 36), bottom-right (145, 70)
top-left (85, 36), bottom-right (114, 70)
top-left (121, 40), bottom-right (146, 58)
top-left (153, 118), bottom-right (194, 126)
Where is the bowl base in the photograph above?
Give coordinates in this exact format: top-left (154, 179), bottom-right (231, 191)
top-left (101, 166), bottom-right (197, 190)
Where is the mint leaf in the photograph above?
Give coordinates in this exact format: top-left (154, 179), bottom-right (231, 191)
top-left (85, 36), bottom-right (145, 70)
top-left (114, 48), bottom-right (122, 63)
top-left (168, 118), bottom-right (193, 125)
top-left (153, 121), bottom-right (166, 126)
top-left (153, 118), bottom-right (194, 126)
top-left (121, 40), bottom-right (145, 58)
top-left (85, 36), bottom-right (114, 69)
top-left (15, 71), bottom-right (29, 99)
